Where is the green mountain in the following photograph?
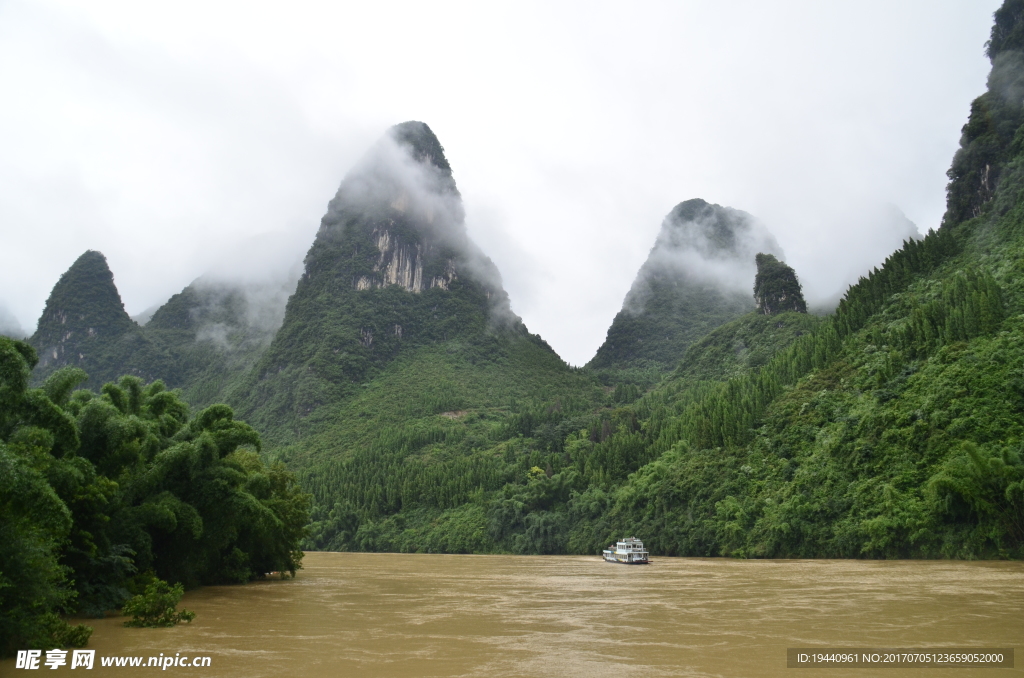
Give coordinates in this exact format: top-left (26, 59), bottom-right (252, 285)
top-left (291, 3), bottom-right (1024, 557)
top-left (29, 251), bottom-right (280, 399)
top-left (200, 121), bottom-right (605, 550)
top-left (28, 251), bottom-right (167, 389)
top-left (577, 5), bottom-right (1024, 558)
top-left (587, 199), bottom-right (785, 373)
top-left (137, 278), bottom-right (285, 406)
top-left (224, 121), bottom-right (582, 444)
top-left (30, 250), bottom-right (133, 371)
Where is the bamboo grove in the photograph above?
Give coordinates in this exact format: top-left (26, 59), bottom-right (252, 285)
top-left (0, 338), bottom-right (310, 656)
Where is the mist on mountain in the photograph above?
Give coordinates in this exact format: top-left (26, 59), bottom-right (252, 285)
top-left (623, 200), bottom-right (784, 316)
top-left (0, 303), bottom-right (25, 338)
top-left (588, 199), bottom-right (786, 372)
top-left (188, 231), bottom-right (306, 352)
top-left (795, 202), bottom-right (921, 311)
top-left (313, 122), bottom-right (519, 326)
top-left (225, 121), bottom-right (552, 441)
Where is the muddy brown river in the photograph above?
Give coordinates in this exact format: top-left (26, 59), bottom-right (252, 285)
top-left (5, 552), bottom-right (1022, 677)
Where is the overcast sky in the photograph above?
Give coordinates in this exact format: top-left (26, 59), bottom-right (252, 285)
top-left (0, 0), bottom-right (1002, 365)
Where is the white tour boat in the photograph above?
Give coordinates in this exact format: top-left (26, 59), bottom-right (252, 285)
top-left (602, 537), bottom-right (649, 564)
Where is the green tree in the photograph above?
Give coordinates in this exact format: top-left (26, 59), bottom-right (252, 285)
top-left (121, 579), bottom-right (196, 628)
top-left (0, 338), bottom-right (92, 655)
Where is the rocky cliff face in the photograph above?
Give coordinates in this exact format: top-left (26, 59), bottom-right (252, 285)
top-left (353, 227), bottom-right (458, 293)
top-left (588, 199), bottom-right (785, 372)
top-left (299, 121), bottom-right (513, 319)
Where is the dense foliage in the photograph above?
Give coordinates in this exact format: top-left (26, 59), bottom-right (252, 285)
top-left (0, 337), bottom-right (309, 657)
top-left (295, 187), bottom-right (1022, 558)
top-left (121, 581), bottom-right (195, 628)
top-left (291, 307), bottom-right (820, 555)
top-left (673, 311), bottom-right (821, 383)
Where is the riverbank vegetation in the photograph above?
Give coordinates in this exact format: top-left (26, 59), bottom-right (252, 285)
top-left (0, 338), bottom-right (309, 656)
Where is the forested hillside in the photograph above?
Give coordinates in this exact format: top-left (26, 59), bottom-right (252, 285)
top-left (140, 278), bottom-right (289, 407)
top-left (300, 3), bottom-right (1024, 558)
top-left (297, 155), bottom-right (1021, 559)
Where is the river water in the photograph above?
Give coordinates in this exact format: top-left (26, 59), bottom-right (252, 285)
top-left (6, 552), bottom-right (1022, 677)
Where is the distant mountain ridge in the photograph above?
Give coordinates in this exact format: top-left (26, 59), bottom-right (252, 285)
top-left (27, 251), bottom-right (280, 398)
top-left (587, 198), bottom-right (785, 372)
top-left (26, 189), bottom-right (796, 418)
top-left (27, 122), bottom-right (576, 444)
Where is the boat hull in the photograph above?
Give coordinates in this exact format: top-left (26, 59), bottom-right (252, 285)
top-left (602, 551), bottom-right (649, 564)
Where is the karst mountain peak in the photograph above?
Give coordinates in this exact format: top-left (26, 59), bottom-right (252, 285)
top-left (587, 198), bottom-right (785, 372)
top-left (230, 121), bottom-right (559, 440)
top-left (304, 121), bottom-right (509, 305)
top-left (30, 250), bottom-right (135, 375)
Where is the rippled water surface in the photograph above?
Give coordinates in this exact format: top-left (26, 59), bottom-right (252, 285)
top-left (10, 553), bottom-right (1024, 677)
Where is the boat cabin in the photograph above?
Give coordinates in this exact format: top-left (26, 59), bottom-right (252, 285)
top-left (602, 536), bottom-right (649, 564)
